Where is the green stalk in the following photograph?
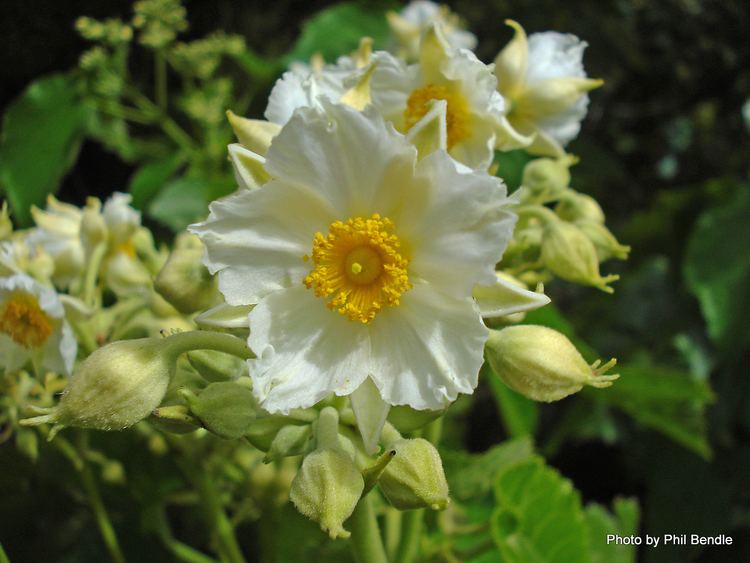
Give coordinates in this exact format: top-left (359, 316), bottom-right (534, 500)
top-left (163, 330), bottom-right (254, 361)
top-left (77, 432), bottom-right (127, 563)
top-left (0, 542), bottom-right (10, 563)
top-left (155, 50), bottom-right (168, 111)
top-left (384, 508), bottom-right (402, 560)
top-left (82, 242), bottom-right (107, 307)
top-left (349, 494), bottom-right (389, 563)
top-left (153, 505), bottom-right (218, 563)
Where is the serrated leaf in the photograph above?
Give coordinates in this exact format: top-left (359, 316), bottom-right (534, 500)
top-left (442, 437), bottom-right (534, 501)
top-left (590, 363), bottom-right (714, 459)
top-left (491, 456), bottom-right (590, 563)
top-left (684, 186), bottom-right (750, 352)
top-left (286, 2), bottom-right (392, 64)
top-left (0, 74), bottom-right (90, 225)
top-left (128, 153), bottom-right (185, 209)
top-left (584, 497), bottom-right (639, 563)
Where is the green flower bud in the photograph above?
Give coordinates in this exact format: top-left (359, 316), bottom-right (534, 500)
top-left (521, 155), bottom-right (576, 203)
top-left (541, 220), bottom-right (619, 292)
top-left (290, 448), bottom-right (364, 539)
top-left (0, 201), bottom-right (12, 240)
top-left (486, 325), bottom-right (619, 402)
top-left (245, 414), bottom-right (299, 451)
top-left (379, 438), bottom-right (450, 511)
top-left (80, 198), bottom-right (107, 251)
top-left (555, 191), bottom-right (605, 223)
top-left (155, 236), bottom-right (219, 314)
top-left (186, 349), bottom-right (246, 382)
top-left (264, 424), bottom-right (313, 463)
top-left (575, 220), bottom-right (630, 262)
top-left (184, 381), bottom-right (256, 439)
top-left (387, 405), bottom-right (443, 434)
top-left (28, 338), bottom-right (177, 434)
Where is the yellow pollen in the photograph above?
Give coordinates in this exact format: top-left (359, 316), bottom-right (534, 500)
top-left (0, 291), bottom-right (53, 349)
top-left (404, 84), bottom-right (471, 149)
top-left (114, 239), bottom-right (136, 258)
top-left (304, 214), bottom-right (411, 324)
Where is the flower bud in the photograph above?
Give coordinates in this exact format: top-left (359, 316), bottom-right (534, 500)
top-left (187, 349), bottom-right (246, 382)
top-left (575, 220), bottom-right (630, 262)
top-left (184, 381), bottom-right (257, 439)
top-left (485, 325), bottom-right (619, 402)
top-left (244, 414), bottom-right (297, 451)
top-left (0, 201), bottom-right (12, 240)
top-left (555, 191), bottom-right (605, 223)
top-left (541, 220), bottom-right (618, 292)
top-left (31, 338), bottom-right (177, 433)
top-left (379, 438), bottom-right (449, 511)
top-left (226, 110), bottom-right (280, 156)
top-left (264, 424), bottom-right (313, 463)
top-left (80, 198), bottom-right (107, 251)
top-left (154, 240), bottom-right (219, 314)
top-left (290, 448), bottom-right (364, 539)
top-left (521, 155), bottom-right (576, 203)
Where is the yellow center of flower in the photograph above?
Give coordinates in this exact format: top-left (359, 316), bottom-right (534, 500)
top-left (404, 84), bottom-right (471, 149)
top-left (304, 214), bottom-right (411, 324)
top-left (0, 291), bottom-right (53, 349)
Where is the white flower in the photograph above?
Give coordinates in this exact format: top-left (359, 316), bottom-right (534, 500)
top-left (29, 196), bottom-right (85, 288)
top-left (370, 25), bottom-right (525, 170)
top-left (387, 1), bottom-right (477, 61)
top-left (494, 20), bottom-right (603, 156)
top-left (191, 102), bottom-right (529, 451)
top-left (102, 192), bottom-right (141, 247)
top-left (0, 273), bottom-right (77, 375)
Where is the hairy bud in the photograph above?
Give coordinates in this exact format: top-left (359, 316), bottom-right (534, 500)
top-left (379, 438), bottom-right (449, 511)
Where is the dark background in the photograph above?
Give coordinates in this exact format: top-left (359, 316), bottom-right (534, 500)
top-left (1, 1), bottom-right (749, 562)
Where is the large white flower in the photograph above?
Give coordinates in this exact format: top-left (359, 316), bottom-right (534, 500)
top-left (494, 20), bottom-right (603, 156)
top-left (387, 1), bottom-right (477, 61)
top-left (0, 273), bottom-right (77, 375)
top-left (370, 25), bottom-right (527, 170)
top-left (191, 102), bottom-right (544, 450)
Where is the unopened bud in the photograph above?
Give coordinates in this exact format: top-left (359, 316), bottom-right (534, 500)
top-left (187, 349), bottom-right (246, 382)
top-left (541, 220), bottom-right (618, 292)
top-left (81, 198), bottom-right (107, 251)
top-left (575, 220), bottom-right (630, 262)
top-left (226, 110), bottom-right (280, 156)
top-left (379, 438), bottom-right (449, 511)
top-left (521, 155), bottom-right (576, 202)
top-left (155, 240), bottom-right (219, 314)
top-left (24, 338), bottom-right (178, 435)
top-left (486, 325), bottom-right (619, 402)
top-left (264, 424), bottom-right (312, 463)
top-left (555, 191), bottom-right (605, 223)
top-left (0, 202), bottom-right (12, 240)
top-left (290, 448), bottom-right (364, 539)
top-left (184, 381), bottom-right (256, 439)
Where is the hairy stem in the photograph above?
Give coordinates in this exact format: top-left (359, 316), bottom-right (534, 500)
top-left (349, 494), bottom-right (389, 563)
top-left (164, 330), bottom-right (254, 361)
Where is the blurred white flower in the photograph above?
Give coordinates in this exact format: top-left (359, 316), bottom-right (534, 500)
top-left (494, 20), bottom-right (603, 156)
top-left (0, 273), bottom-right (77, 375)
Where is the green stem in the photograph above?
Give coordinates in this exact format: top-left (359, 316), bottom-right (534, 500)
top-left (77, 433), bottom-right (127, 563)
top-left (395, 510), bottom-right (423, 563)
top-left (164, 330), bottom-right (254, 361)
top-left (82, 243), bottom-right (108, 307)
top-left (125, 86), bottom-right (197, 154)
top-left (395, 418), bottom-right (443, 563)
top-left (515, 204), bottom-right (559, 225)
top-left (153, 505), bottom-right (218, 563)
top-left (155, 50), bottom-right (168, 111)
top-left (316, 407), bottom-right (340, 450)
top-left (384, 508), bottom-right (402, 561)
top-left (349, 494), bottom-right (389, 563)
top-left (0, 541), bottom-right (10, 563)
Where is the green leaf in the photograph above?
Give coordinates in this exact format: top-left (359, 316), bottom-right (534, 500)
top-left (585, 498), bottom-right (639, 563)
top-left (684, 186), bottom-right (750, 352)
top-left (147, 177), bottom-right (209, 231)
top-left (494, 150), bottom-right (533, 192)
top-left (491, 456), bottom-right (591, 563)
top-left (128, 153), bottom-right (185, 210)
top-left (442, 437), bottom-right (534, 501)
top-left (487, 365), bottom-right (539, 438)
top-left (0, 74), bottom-right (90, 225)
top-left (590, 363), bottom-right (714, 458)
top-left (286, 2), bottom-right (393, 64)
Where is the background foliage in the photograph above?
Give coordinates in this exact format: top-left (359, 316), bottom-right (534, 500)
top-left (1, 0), bottom-right (749, 561)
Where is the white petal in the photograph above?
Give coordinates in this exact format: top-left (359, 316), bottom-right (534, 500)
top-left (0, 334), bottom-right (29, 373)
top-left (526, 32), bottom-right (587, 83)
top-left (405, 99), bottom-right (447, 159)
top-left (248, 286), bottom-right (370, 413)
top-left (369, 51), bottom-right (420, 129)
top-left (402, 151), bottom-right (517, 298)
top-left (189, 180), bottom-right (337, 305)
top-left (195, 302), bottom-right (254, 329)
top-left (473, 273), bottom-right (550, 318)
top-left (265, 67), bottom-right (315, 125)
top-left (264, 101), bottom-right (418, 219)
top-left (369, 281), bottom-right (487, 410)
top-left (228, 143), bottom-right (270, 190)
top-left (350, 377), bottom-right (390, 454)
top-left (43, 320), bottom-right (77, 375)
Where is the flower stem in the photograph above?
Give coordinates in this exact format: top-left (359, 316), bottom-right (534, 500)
top-left (155, 50), bottom-right (168, 111)
top-left (82, 242), bottom-right (107, 307)
top-left (384, 508), bottom-right (402, 560)
top-left (77, 432), bottom-right (127, 563)
top-left (349, 493), bottom-right (389, 563)
top-left (0, 541), bottom-right (10, 563)
top-left (164, 330), bottom-right (254, 361)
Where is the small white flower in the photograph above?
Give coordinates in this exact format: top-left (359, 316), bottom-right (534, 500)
top-left (370, 25), bottom-right (522, 170)
top-left (388, 1), bottom-right (477, 61)
top-left (0, 273), bottom-right (77, 375)
top-left (191, 102), bottom-right (525, 450)
top-left (102, 192), bottom-right (141, 246)
top-left (494, 20), bottom-right (603, 156)
top-left (29, 196), bottom-right (85, 288)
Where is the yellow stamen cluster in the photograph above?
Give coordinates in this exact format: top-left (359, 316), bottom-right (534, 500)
top-left (0, 291), bottom-right (53, 349)
top-left (404, 84), bottom-right (471, 149)
top-left (304, 214), bottom-right (411, 324)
